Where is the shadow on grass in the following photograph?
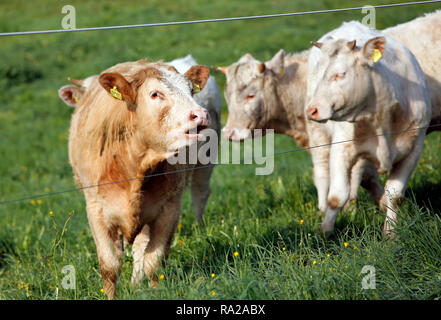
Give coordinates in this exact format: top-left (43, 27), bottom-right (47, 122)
top-left (0, 236), bottom-right (17, 268)
top-left (407, 182), bottom-right (441, 216)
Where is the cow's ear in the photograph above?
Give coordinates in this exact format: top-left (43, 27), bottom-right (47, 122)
top-left (58, 85), bottom-right (84, 107)
top-left (99, 72), bottom-right (137, 103)
top-left (310, 41), bottom-right (323, 49)
top-left (185, 65), bottom-right (210, 93)
top-left (362, 36), bottom-right (386, 65)
top-left (238, 53), bottom-right (255, 63)
top-left (212, 66), bottom-right (229, 75)
top-left (265, 49), bottom-right (285, 76)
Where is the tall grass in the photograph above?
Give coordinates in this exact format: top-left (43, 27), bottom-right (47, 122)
top-left (0, 0), bottom-right (440, 299)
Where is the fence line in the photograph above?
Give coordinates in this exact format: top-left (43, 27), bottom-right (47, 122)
top-left (1, 123), bottom-right (440, 206)
top-left (1, 1), bottom-right (440, 205)
top-left (0, 1), bottom-right (440, 37)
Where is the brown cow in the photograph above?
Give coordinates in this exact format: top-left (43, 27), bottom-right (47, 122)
top-left (66, 58), bottom-right (210, 299)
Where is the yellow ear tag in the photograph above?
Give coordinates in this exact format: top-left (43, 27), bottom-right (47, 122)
top-left (277, 69), bottom-right (286, 78)
top-left (109, 86), bottom-right (122, 100)
top-left (73, 95), bottom-right (79, 103)
top-left (372, 49), bottom-right (382, 63)
top-left (193, 83), bottom-right (201, 94)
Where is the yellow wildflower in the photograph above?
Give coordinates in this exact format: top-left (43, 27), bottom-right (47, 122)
top-left (300, 219), bottom-right (304, 225)
top-left (211, 273), bottom-right (215, 278)
top-left (37, 199), bottom-right (42, 205)
top-left (211, 290), bottom-right (215, 296)
top-left (344, 242), bottom-right (349, 248)
top-left (30, 200), bottom-right (36, 205)
top-left (233, 251), bottom-right (239, 257)
top-left (49, 211), bottom-right (54, 216)
top-left (313, 260), bottom-right (317, 265)
top-left (177, 223), bottom-right (182, 230)
top-left (159, 274), bottom-right (165, 280)
top-left (100, 288), bottom-right (104, 293)
top-left (177, 239), bottom-right (183, 246)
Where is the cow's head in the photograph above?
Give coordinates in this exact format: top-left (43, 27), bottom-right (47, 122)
top-left (306, 36), bottom-right (386, 122)
top-left (98, 64), bottom-right (211, 152)
top-left (215, 50), bottom-right (285, 141)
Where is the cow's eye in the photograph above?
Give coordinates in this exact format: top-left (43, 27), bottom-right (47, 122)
top-left (334, 72), bottom-right (346, 81)
top-left (150, 91), bottom-right (163, 99)
top-left (246, 94), bottom-right (255, 101)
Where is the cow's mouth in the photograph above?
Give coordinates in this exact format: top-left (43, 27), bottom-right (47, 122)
top-left (184, 125), bottom-right (208, 139)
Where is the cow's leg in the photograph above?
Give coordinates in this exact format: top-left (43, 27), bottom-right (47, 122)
top-left (310, 142), bottom-right (331, 213)
top-left (321, 143), bottom-right (352, 233)
top-left (143, 200), bottom-right (180, 287)
top-left (344, 158), bottom-right (366, 210)
top-left (86, 201), bottom-right (124, 299)
top-left (381, 134), bottom-right (425, 236)
top-left (191, 166), bottom-right (213, 222)
top-left (345, 159), bottom-right (385, 210)
top-left (360, 161), bottom-right (384, 207)
top-left (131, 224), bottom-right (150, 286)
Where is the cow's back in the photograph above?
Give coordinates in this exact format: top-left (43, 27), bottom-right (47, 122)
top-left (384, 10), bottom-right (441, 121)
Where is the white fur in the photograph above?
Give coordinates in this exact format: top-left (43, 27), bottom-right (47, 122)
top-left (306, 21), bottom-right (431, 234)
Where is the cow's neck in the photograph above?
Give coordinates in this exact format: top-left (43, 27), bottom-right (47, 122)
top-left (97, 133), bottom-right (170, 201)
top-left (273, 50), bottom-right (310, 147)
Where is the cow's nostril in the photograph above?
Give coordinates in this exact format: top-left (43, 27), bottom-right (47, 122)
top-left (190, 112), bottom-right (199, 121)
top-left (307, 106), bottom-right (318, 119)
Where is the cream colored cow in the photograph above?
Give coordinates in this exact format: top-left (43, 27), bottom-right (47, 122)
top-left (64, 59), bottom-right (211, 299)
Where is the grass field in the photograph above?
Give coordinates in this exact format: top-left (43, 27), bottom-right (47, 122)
top-left (0, 0), bottom-right (441, 300)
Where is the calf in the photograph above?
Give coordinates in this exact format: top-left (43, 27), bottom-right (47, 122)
top-left (306, 22), bottom-right (431, 235)
top-left (66, 58), bottom-right (211, 298)
top-left (59, 55), bottom-right (222, 222)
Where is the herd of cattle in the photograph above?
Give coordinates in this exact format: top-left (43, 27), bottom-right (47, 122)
top-left (57, 11), bottom-right (441, 298)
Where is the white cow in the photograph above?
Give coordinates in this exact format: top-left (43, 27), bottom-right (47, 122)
top-left (167, 55), bottom-right (222, 221)
top-left (306, 22), bottom-right (431, 235)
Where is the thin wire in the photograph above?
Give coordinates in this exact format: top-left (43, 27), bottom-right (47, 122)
top-left (0, 0), bottom-right (439, 205)
top-left (1, 123), bottom-right (440, 206)
top-left (0, 0), bottom-right (440, 37)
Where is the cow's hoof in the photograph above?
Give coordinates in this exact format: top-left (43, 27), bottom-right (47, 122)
top-left (317, 226), bottom-right (335, 239)
top-left (382, 228), bottom-right (397, 239)
top-left (342, 198), bottom-right (357, 212)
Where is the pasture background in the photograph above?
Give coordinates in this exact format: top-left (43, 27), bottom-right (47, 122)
top-left (0, 0), bottom-right (441, 299)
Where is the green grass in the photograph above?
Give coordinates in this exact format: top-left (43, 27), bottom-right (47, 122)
top-left (0, 0), bottom-right (441, 300)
